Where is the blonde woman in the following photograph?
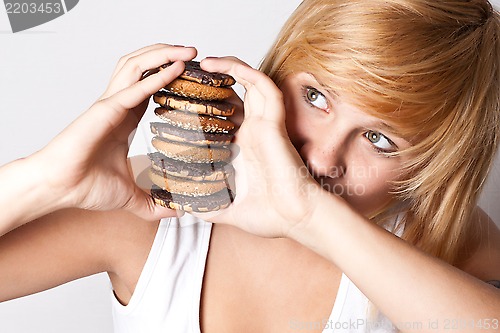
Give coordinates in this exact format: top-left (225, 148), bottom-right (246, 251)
top-left (1, 0), bottom-right (499, 332)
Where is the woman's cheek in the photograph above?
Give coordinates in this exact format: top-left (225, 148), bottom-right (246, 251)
top-left (285, 107), bottom-right (309, 149)
top-left (341, 165), bottom-right (399, 216)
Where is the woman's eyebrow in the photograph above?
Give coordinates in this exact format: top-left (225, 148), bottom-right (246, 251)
top-left (305, 73), bottom-right (335, 92)
top-left (363, 119), bottom-right (404, 139)
top-left (375, 121), bottom-right (399, 134)
top-left (373, 122), bottom-right (414, 148)
top-left (311, 76), bottom-right (339, 100)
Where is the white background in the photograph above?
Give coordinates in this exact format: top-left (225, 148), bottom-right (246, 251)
top-left (0, 1), bottom-right (499, 332)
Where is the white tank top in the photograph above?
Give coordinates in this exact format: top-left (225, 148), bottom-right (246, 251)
top-left (111, 215), bottom-right (398, 332)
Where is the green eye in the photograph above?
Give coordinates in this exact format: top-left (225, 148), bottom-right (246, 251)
top-left (367, 131), bottom-right (381, 143)
top-left (307, 88), bottom-right (319, 102)
top-left (305, 87), bottom-right (328, 109)
top-left (364, 130), bottom-right (395, 152)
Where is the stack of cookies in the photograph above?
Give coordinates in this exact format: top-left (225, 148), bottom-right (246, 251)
top-left (148, 61), bottom-right (236, 212)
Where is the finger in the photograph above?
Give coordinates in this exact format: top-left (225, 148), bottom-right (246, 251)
top-left (110, 43), bottom-right (168, 80)
top-left (108, 60), bottom-right (185, 112)
top-left (201, 57), bottom-right (285, 123)
top-left (201, 56), bottom-right (253, 88)
top-left (104, 45), bottom-right (196, 98)
top-left (108, 44), bottom-right (194, 80)
top-left (225, 89), bottom-right (244, 128)
top-left (127, 155), bottom-right (185, 220)
top-left (125, 186), bottom-right (183, 221)
top-left (201, 56), bottom-right (277, 99)
top-left (102, 45), bottom-right (197, 99)
top-left (62, 61), bottom-right (186, 151)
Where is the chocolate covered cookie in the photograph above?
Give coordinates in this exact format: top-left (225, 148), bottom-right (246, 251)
top-left (153, 91), bottom-right (236, 116)
top-left (152, 136), bottom-right (232, 164)
top-left (154, 107), bottom-right (235, 133)
top-left (161, 61), bottom-right (236, 87)
top-left (151, 185), bottom-right (234, 212)
top-left (165, 79), bottom-right (233, 100)
top-left (149, 168), bottom-right (228, 197)
top-left (148, 152), bottom-right (233, 182)
top-left (150, 122), bottom-right (233, 146)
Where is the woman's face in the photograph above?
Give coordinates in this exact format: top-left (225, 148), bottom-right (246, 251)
top-left (280, 72), bottom-right (410, 217)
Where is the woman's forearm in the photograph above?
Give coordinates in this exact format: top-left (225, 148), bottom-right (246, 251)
top-left (290, 192), bottom-right (500, 332)
top-left (0, 154), bottom-right (67, 236)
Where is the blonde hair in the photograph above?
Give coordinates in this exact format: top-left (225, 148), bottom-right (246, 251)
top-left (261, 0), bottom-right (500, 265)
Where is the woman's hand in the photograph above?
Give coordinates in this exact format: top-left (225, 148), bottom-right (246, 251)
top-left (34, 44), bottom-right (197, 221)
top-left (194, 57), bottom-right (325, 238)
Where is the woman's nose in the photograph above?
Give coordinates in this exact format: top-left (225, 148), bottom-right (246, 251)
top-left (299, 140), bottom-right (346, 179)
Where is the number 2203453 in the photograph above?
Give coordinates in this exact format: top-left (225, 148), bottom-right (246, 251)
top-left (5, 2), bottom-right (62, 14)
top-left (443, 319), bottom-right (499, 330)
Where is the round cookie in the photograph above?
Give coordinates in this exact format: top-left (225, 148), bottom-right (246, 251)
top-left (160, 61), bottom-right (236, 87)
top-left (150, 185), bottom-right (235, 212)
top-left (148, 168), bottom-right (227, 197)
top-left (154, 107), bottom-right (235, 133)
top-left (152, 136), bottom-right (232, 163)
top-left (150, 122), bottom-right (233, 146)
top-left (153, 91), bottom-right (235, 116)
top-left (165, 79), bottom-right (234, 101)
top-left (148, 152), bottom-right (233, 182)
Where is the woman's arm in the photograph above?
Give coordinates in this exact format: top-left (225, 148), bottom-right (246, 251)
top-left (0, 156), bottom-right (65, 237)
top-left (0, 207), bottom-right (158, 303)
top-left (0, 44), bottom-right (194, 237)
top-left (292, 193), bottom-right (500, 332)
top-left (458, 208), bottom-right (500, 284)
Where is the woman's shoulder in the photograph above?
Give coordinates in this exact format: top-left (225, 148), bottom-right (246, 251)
top-left (457, 207), bottom-right (500, 284)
